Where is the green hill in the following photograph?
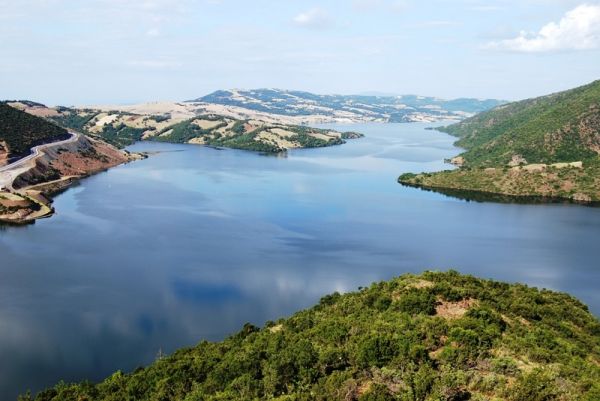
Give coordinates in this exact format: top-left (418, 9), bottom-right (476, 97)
top-left (440, 80), bottom-right (600, 167)
top-left (23, 271), bottom-right (600, 401)
top-left (0, 103), bottom-right (69, 162)
top-left (399, 81), bottom-right (600, 203)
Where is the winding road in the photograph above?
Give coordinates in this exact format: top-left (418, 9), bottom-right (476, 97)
top-left (0, 132), bottom-right (79, 191)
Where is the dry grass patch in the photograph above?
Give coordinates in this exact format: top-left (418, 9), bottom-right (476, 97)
top-left (435, 298), bottom-right (478, 319)
top-left (193, 119), bottom-right (223, 130)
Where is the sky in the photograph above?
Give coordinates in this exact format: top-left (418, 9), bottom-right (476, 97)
top-left (1, 0), bottom-right (599, 105)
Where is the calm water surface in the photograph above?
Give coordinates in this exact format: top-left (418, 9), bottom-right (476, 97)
top-left (1, 123), bottom-right (599, 398)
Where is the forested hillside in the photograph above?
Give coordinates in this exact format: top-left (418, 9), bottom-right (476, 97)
top-left (440, 80), bottom-right (600, 167)
top-left (0, 103), bottom-right (69, 162)
top-left (399, 80), bottom-right (600, 203)
top-left (25, 271), bottom-right (600, 401)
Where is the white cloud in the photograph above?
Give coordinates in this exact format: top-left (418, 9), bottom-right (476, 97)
top-left (352, 0), bottom-right (408, 13)
top-left (293, 7), bottom-right (332, 29)
top-left (485, 3), bottom-right (600, 52)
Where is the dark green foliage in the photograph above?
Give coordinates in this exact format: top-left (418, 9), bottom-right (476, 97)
top-left (399, 80), bottom-right (600, 203)
top-left (0, 103), bottom-right (69, 160)
top-left (98, 124), bottom-right (146, 148)
top-left (439, 80), bottom-right (600, 167)
top-left (50, 109), bottom-right (97, 132)
top-left (24, 272), bottom-right (600, 401)
top-left (510, 369), bottom-right (559, 401)
top-left (394, 288), bottom-right (437, 315)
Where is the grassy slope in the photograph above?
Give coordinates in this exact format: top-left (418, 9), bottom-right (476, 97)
top-left (400, 80), bottom-right (600, 202)
top-left (25, 271), bottom-right (600, 401)
top-left (51, 109), bottom-right (359, 153)
top-left (0, 103), bottom-right (69, 160)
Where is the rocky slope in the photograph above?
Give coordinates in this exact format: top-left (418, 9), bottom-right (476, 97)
top-left (24, 271), bottom-right (600, 401)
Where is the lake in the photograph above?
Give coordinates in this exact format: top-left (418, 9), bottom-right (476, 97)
top-left (1, 122), bottom-right (599, 399)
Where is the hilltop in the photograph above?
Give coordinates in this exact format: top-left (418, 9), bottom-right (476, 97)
top-left (399, 80), bottom-right (600, 203)
top-left (191, 89), bottom-right (504, 123)
top-left (24, 271), bottom-right (600, 401)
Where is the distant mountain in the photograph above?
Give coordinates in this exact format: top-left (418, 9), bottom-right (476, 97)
top-left (189, 89), bottom-right (505, 123)
top-left (399, 80), bottom-right (600, 203)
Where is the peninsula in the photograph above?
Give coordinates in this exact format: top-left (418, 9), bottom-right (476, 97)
top-left (24, 271), bottom-right (600, 401)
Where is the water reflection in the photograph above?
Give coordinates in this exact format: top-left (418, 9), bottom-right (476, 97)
top-left (0, 123), bottom-right (599, 399)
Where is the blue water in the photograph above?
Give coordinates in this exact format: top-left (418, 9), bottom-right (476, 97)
top-left (1, 122), bottom-right (599, 399)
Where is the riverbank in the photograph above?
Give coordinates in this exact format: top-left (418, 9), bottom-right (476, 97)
top-left (0, 136), bottom-right (144, 225)
top-left (398, 159), bottom-right (600, 205)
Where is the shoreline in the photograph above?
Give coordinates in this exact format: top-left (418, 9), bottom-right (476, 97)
top-left (0, 152), bottom-right (145, 225)
top-left (398, 178), bottom-right (600, 206)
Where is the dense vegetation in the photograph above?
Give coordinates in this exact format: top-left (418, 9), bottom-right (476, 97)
top-left (24, 271), bottom-right (600, 401)
top-left (98, 124), bottom-right (146, 148)
top-left (400, 80), bottom-right (600, 203)
top-left (0, 103), bottom-right (69, 161)
top-left (439, 80), bottom-right (600, 167)
top-left (152, 117), bottom-right (357, 153)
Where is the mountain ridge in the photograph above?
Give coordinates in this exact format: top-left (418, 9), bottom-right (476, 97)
top-left (189, 88), bottom-right (505, 123)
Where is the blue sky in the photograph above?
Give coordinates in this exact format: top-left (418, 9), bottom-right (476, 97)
top-left (1, 0), bottom-right (599, 105)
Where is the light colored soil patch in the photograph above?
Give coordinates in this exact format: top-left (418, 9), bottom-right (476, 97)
top-left (188, 137), bottom-right (206, 145)
top-left (309, 132), bottom-right (336, 141)
top-left (411, 279), bottom-right (434, 289)
top-left (269, 324), bottom-right (283, 333)
top-left (551, 161), bottom-right (583, 169)
top-left (215, 121), bottom-right (237, 136)
top-left (94, 113), bottom-right (120, 127)
top-left (255, 132), bottom-right (298, 149)
top-left (87, 102), bottom-right (198, 120)
top-left (159, 129), bottom-right (173, 138)
top-left (0, 194), bottom-right (30, 207)
top-left (435, 298), bottom-right (478, 319)
top-left (193, 119), bottom-right (223, 130)
top-left (269, 128), bottom-right (297, 138)
top-left (0, 141), bottom-right (8, 167)
top-left (392, 279), bottom-right (434, 301)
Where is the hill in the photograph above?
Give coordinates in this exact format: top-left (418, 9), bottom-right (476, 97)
top-left (24, 271), bottom-right (600, 401)
top-left (0, 102), bottom-right (135, 224)
top-left (0, 103), bottom-right (70, 164)
top-left (440, 80), bottom-right (600, 167)
top-left (399, 80), bottom-right (600, 203)
top-left (191, 89), bottom-right (504, 123)
top-left (47, 106), bottom-right (362, 153)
